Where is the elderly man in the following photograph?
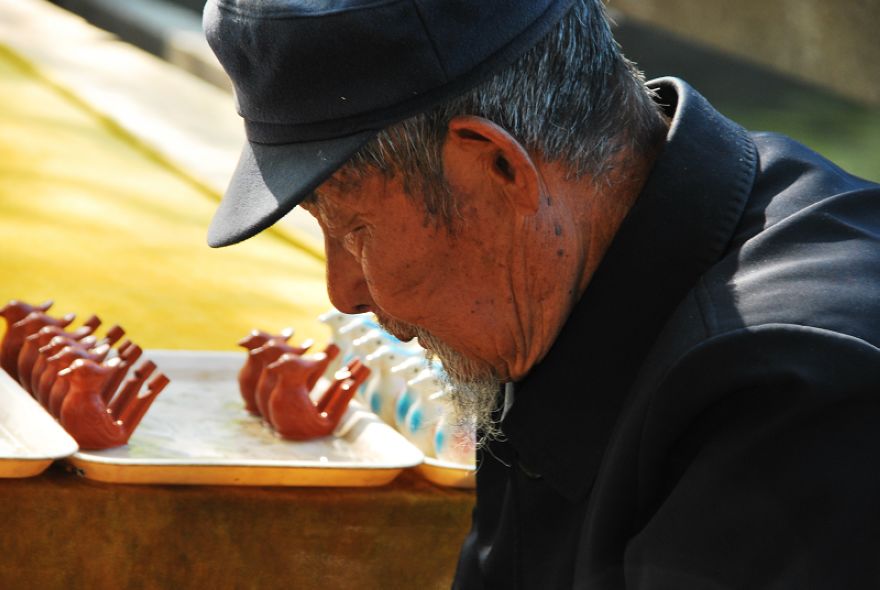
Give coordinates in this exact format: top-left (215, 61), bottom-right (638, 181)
top-left (204, 0), bottom-right (880, 587)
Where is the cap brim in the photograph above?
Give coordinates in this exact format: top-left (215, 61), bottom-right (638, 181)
top-left (207, 131), bottom-right (376, 247)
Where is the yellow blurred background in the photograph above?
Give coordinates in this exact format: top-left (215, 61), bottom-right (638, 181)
top-left (0, 45), bottom-right (332, 351)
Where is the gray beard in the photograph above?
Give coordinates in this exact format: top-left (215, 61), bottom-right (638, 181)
top-left (376, 314), bottom-right (503, 444)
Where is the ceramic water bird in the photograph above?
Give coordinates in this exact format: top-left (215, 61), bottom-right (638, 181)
top-left (362, 347), bottom-right (413, 424)
top-left (29, 331), bottom-right (124, 397)
top-left (331, 317), bottom-right (375, 371)
top-left (17, 315), bottom-right (101, 392)
top-left (238, 328), bottom-right (295, 351)
top-left (393, 364), bottom-right (433, 431)
top-left (0, 299), bottom-right (53, 326)
top-left (338, 321), bottom-right (376, 358)
top-left (245, 338), bottom-right (314, 416)
top-left (57, 358), bottom-right (169, 450)
top-left (318, 309), bottom-right (364, 350)
top-left (254, 344), bottom-right (339, 423)
top-left (34, 336), bottom-right (109, 403)
top-left (1, 310), bottom-right (75, 381)
top-left (351, 330), bottom-right (387, 360)
top-left (98, 343), bottom-right (143, 404)
top-left (402, 371), bottom-right (447, 454)
top-left (105, 360), bottom-right (156, 417)
top-left (29, 324), bottom-right (129, 399)
top-left (318, 310), bottom-right (370, 342)
top-left (350, 330), bottom-right (388, 400)
top-left (31, 336), bottom-right (86, 402)
top-left (433, 413), bottom-right (477, 466)
top-left (47, 343), bottom-right (142, 418)
top-left (237, 328), bottom-right (296, 414)
top-left (44, 343), bottom-right (111, 416)
top-left (0, 299), bottom-right (53, 362)
top-left (35, 325), bottom-right (127, 395)
top-left (266, 358), bottom-right (370, 441)
top-left (24, 331), bottom-right (93, 394)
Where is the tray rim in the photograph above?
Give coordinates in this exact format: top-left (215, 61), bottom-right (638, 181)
top-left (0, 458), bottom-right (55, 478)
top-left (67, 456), bottom-right (404, 487)
top-left (415, 456), bottom-right (476, 489)
top-left (71, 449), bottom-right (424, 470)
top-left (0, 368), bottom-right (79, 472)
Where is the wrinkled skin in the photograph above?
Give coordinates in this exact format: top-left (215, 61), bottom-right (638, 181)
top-left (302, 116), bottom-right (656, 387)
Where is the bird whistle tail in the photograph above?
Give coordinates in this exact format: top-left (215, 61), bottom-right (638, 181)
top-left (296, 339), bottom-right (315, 355)
top-left (322, 369), bottom-right (365, 426)
top-left (102, 325), bottom-right (126, 347)
top-left (323, 343), bottom-right (341, 361)
top-left (119, 373), bottom-right (169, 430)
top-left (100, 361), bottom-right (130, 404)
top-left (120, 344), bottom-right (143, 365)
top-left (108, 360), bottom-right (155, 416)
top-left (72, 315), bottom-right (102, 339)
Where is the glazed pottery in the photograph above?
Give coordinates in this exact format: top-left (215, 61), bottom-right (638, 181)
top-left (267, 358), bottom-right (370, 441)
top-left (58, 358), bottom-right (168, 450)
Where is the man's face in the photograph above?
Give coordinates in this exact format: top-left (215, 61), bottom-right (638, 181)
top-left (302, 167), bottom-right (508, 429)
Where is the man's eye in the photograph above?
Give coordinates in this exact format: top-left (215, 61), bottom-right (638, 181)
top-left (342, 226), bottom-right (367, 255)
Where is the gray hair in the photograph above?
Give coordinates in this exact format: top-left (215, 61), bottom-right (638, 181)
top-left (343, 0), bottom-right (665, 222)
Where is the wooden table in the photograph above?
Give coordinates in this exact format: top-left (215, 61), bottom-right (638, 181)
top-left (0, 465), bottom-right (473, 590)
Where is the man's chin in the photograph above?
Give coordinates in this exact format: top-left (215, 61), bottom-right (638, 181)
top-left (415, 337), bottom-right (503, 443)
top-left (373, 313), bottom-right (503, 440)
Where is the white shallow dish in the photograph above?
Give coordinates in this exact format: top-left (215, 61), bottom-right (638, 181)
top-left (416, 457), bottom-right (476, 489)
top-left (0, 368), bottom-right (78, 478)
top-left (68, 350), bottom-right (424, 486)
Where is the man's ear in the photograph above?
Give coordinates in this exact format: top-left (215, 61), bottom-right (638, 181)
top-left (443, 116), bottom-right (542, 215)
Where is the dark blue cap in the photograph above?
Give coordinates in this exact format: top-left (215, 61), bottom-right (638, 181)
top-left (204, 0), bottom-right (577, 247)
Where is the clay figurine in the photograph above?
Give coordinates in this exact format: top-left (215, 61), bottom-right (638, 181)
top-left (247, 339), bottom-right (314, 417)
top-left (401, 371), bottom-right (447, 454)
top-left (254, 343), bottom-right (339, 423)
top-left (98, 343), bottom-right (143, 404)
top-left (37, 341), bottom-right (110, 411)
top-left (31, 326), bottom-right (126, 396)
top-left (394, 365), bottom-right (434, 431)
top-left (237, 328), bottom-right (296, 414)
top-left (238, 328), bottom-right (295, 352)
top-left (57, 358), bottom-right (169, 450)
top-left (326, 317), bottom-right (375, 377)
top-left (0, 299), bottom-right (53, 323)
top-left (0, 299), bottom-right (54, 367)
top-left (318, 310), bottom-right (367, 344)
top-left (1, 310), bottom-right (75, 381)
top-left (104, 360), bottom-right (156, 418)
top-left (336, 320), bottom-right (375, 363)
top-left (266, 358), bottom-right (371, 441)
top-left (433, 413), bottom-right (477, 466)
top-left (30, 335), bottom-right (93, 397)
top-left (17, 315), bottom-right (101, 392)
top-left (362, 347), bottom-right (412, 424)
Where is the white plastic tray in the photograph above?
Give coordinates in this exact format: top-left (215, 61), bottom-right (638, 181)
top-left (68, 350), bottom-right (424, 486)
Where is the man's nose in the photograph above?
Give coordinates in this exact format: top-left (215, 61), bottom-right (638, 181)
top-left (324, 237), bottom-right (375, 315)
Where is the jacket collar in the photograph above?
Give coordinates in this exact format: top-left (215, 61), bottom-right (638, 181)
top-left (496, 78), bottom-right (758, 502)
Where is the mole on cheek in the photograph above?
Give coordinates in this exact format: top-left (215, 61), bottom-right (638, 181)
top-left (554, 224), bottom-right (562, 237)
top-left (557, 249), bottom-right (564, 257)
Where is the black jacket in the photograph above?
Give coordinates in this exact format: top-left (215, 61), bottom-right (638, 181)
top-left (454, 78), bottom-right (880, 589)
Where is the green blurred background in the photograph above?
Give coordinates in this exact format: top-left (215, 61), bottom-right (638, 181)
top-left (615, 20), bottom-right (879, 183)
